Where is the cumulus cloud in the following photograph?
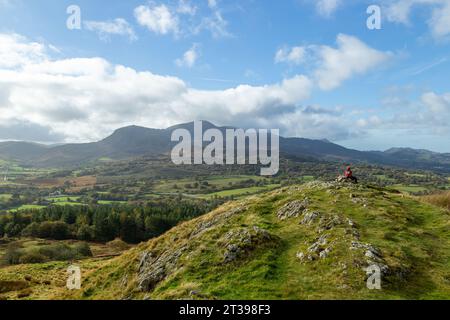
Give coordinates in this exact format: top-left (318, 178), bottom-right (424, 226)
top-left (377, 88), bottom-right (450, 137)
top-left (0, 33), bottom-right (331, 142)
top-left (0, 33), bottom-right (47, 68)
top-left (384, 0), bottom-right (450, 39)
top-left (429, 0), bottom-right (450, 39)
top-left (421, 91), bottom-right (450, 116)
top-left (134, 4), bottom-right (179, 35)
top-left (0, 33), bottom-right (397, 143)
top-left (84, 18), bottom-right (137, 41)
top-left (274, 35), bottom-right (390, 90)
top-left (175, 44), bottom-right (201, 68)
top-left (275, 46), bottom-right (306, 65)
top-left (314, 34), bottom-right (391, 90)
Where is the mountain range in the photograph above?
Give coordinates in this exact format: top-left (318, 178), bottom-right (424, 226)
top-left (0, 121), bottom-right (449, 173)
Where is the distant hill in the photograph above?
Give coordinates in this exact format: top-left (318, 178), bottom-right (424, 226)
top-left (0, 121), bottom-right (450, 173)
top-left (1, 182), bottom-right (449, 299)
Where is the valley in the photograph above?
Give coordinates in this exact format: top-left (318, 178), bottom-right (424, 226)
top-left (1, 122), bottom-right (450, 300)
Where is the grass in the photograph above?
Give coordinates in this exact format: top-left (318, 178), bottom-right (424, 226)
top-left (1, 182), bottom-right (449, 300)
top-left (375, 175), bottom-right (395, 182)
top-left (46, 196), bottom-right (81, 202)
top-left (154, 175), bottom-right (271, 193)
top-left (9, 205), bottom-right (46, 212)
top-left (0, 194), bottom-right (12, 202)
top-left (391, 184), bottom-right (428, 193)
top-left (97, 200), bottom-right (127, 205)
top-left (421, 191), bottom-right (450, 211)
top-left (46, 196), bottom-right (84, 207)
top-left (198, 184), bottom-right (281, 199)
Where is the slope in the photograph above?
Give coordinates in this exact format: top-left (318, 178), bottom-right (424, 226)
top-left (0, 181), bottom-right (449, 300)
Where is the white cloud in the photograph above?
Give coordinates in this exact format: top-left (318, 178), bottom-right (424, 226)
top-left (314, 34), bottom-right (391, 90)
top-left (0, 33), bottom-right (47, 68)
top-left (175, 44), bottom-right (200, 68)
top-left (275, 46), bottom-right (306, 65)
top-left (0, 33), bottom-right (398, 142)
top-left (84, 18), bottom-right (137, 41)
top-left (429, 0), bottom-right (450, 39)
top-left (274, 35), bottom-right (390, 90)
top-left (134, 1), bottom-right (231, 38)
top-left (197, 10), bottom-right (231, 38)
top-left (207, 0), bottom-right (217, 9)
top-left (384, 0), bottom-right (440, 24)
top-left (421, 91), bottom-right (450, 115)
top-left (0, 33), bottom-right (327, 142)
top-left (315, 0), bottom-right (341, 17)
top-left (177, 0), bottom-right (197, 15)
top-left (134, 4), bottom-right (179, 35)
top-left (384, 0), bottom-right (450, 39)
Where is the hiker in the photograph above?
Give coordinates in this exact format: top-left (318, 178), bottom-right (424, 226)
top-left (344, 166), bottom-right (358, 184)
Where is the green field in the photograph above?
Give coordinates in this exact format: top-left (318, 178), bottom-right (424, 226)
top-left (46, 196), bottom-right (81, 202)
top-left (9, 204), bottom-right (47, 212)
top-left (391, 184), bottom-right (428, 193)
top-left (375, 175), bottom-right (396, 182)
top-left (154, 175), bottom-right (275, 194)
top-left (0, 194), bottom-right (12, 202)
top-left (198, 184), bottom-right (281, 199)
top-left (44, 196), bottom-right (84, 207)
top-left (97, 200), bottom-right (127, 205)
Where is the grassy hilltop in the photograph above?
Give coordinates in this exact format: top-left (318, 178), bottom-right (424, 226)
top-left (1, 181), bottom-right (449, 300)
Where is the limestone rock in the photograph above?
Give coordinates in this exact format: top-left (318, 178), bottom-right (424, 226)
top-left (221, 226), bottom-right (274, 263)
top-left (277, 199), bottom-right (309, 220)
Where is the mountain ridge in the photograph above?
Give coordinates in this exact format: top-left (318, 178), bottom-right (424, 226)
top-left (0, 121), bottom-right (450, 173)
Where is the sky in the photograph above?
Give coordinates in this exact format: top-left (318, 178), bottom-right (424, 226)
top-left (0, 0), bottom-right (450, 152)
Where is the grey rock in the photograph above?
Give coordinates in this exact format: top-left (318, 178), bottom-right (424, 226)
top-left (277, 199), bottom-right (309, 220)
top-left (296, 252), bottom-right (305, 261)
top-left (138, 246), bottom-right (187, 292)
top-left (302, 211), bottom-right (320, 225)
top-left (320, 247), bottom-right (332, 259)
top-left (221, 226), bottom-right (274, 263)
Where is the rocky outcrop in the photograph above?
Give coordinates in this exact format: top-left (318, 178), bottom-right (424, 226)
top-left (190, 206), bottom-right (246, 239)
top-left (137, 246), bottom-right (187, 292)
top-left (301, 211), bottom-right (321, 225)
top-left (221, 226), bottom-right (274, 263)
top-left (277, 199), bottom-right (309, 220)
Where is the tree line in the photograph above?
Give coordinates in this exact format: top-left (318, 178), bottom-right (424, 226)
top-left (0, 198), bottom-right (221, 244)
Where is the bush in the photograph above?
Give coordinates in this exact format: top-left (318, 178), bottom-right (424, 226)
top-left (76, 225), bottom-right (94, 241)
top-left (73, 242), bottom-right (93, 257)
top-left (21, 223), bottom-right (40, 237)
top-left (38, 221), bottom-right (71, 240)
top-left (107, 238), bottom-right (130, 251)
top-left (1, 244), bottom-right (22, 266)
top-left (19, 251), bottom-right (47, 264)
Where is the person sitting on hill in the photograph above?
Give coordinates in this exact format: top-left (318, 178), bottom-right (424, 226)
top-left (344, 166), bottom-right (358, 184)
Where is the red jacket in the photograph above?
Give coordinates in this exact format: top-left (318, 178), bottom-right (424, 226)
top-left (345, 168), bottom-right (353, 178)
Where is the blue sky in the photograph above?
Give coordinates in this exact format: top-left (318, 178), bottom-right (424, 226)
top-left (0, 0), bottom-right (450, 152)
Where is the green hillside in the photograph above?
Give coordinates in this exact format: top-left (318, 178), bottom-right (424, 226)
top-left (1, 181), bottom-right (449, 300)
